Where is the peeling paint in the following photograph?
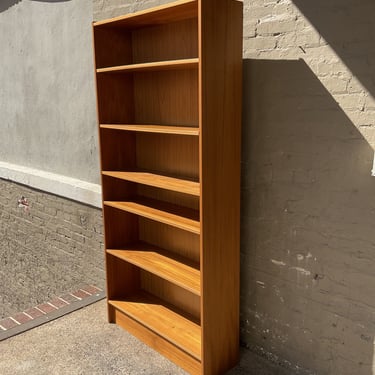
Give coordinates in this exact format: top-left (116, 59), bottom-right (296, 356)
top-left (290, 267), bottom-right (311, 276)
top-left (271, 259), bottom-right (286, 267)
top-left (256, 281), bottom-right (266, 288)
top-left (272, 285), bottom-right (285, 303)
top-left (297, 252), bottom-right (313, 261)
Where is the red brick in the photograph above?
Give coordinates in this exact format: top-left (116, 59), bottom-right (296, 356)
top-left (24, 307), bottom-right (45, 319)
top-left (12, 312), bottom-right (33, 324)
top-left (49, 297), bottom-right (69, 309)
top-left (0, 317), bottom-right (18, 330)
top-left (37, 303), bottom-right (57, 314)
top-left (60, 293), bottom-right (80, 304)
top-left (71, 289), bottom-right (90, 300)
top-left (81, 285), bottom-right (102, 295)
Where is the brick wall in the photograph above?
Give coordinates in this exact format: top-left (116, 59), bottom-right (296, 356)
top-left (242, 1), bottom-right (375, 374)
top-left (93, 1), bottom-right (375, 374)
top-left (0, 179), bottom-right (105, 319)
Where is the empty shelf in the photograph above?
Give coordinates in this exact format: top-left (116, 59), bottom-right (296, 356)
top-left (104, 198), bottom-right (200, 234)
top-left (102, 171), bottom-right (200, 196)
top-left (107, 244), bottom-right (200, 295)
top-left (109, 292), bottom-right (201, 361)
top-left (97, 58), bottom-right (198, 74)
top-left (100, 124), bottom-right (199, 136)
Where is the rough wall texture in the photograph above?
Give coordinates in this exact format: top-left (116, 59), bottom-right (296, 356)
top-left (0, 0), bottom-right (99, 184)
top-left (0, 0), bottom-right (105, 321)
top-left (0, 178), bottom-right (105, 319)
top-left (242, 1), bottom-right (375, 374)
top-left (93, 0), bottom-right (172, 19)
top-left (95, 1), bottom-right (375, 374)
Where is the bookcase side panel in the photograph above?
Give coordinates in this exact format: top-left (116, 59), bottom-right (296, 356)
top-left (199, 0), bottom-right (243, 373)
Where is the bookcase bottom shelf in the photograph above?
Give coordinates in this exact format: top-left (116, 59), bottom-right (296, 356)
top-left (109, 294), bottom-right (201, 374)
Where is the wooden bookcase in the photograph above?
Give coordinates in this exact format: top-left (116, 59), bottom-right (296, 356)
top-left (93, 1), bottom-right (242, 374)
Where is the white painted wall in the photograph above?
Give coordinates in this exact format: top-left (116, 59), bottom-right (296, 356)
top-left (0, 0), bottom-right (99, 187)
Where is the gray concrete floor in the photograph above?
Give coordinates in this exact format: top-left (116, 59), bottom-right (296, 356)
top-left (0, 300), bottom-right (290, 375)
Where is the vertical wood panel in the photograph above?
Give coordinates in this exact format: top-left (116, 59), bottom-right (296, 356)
top-left (134, 70), bottom-right (198, 126)
top-left (139, 218), bottom-right (200, 263)
top-left (103, 206), bottom-right (139, 248)
top-left (99, 129), bottom-right (136, 171)
top-left (94, 27), bottom-right (132, 68)
top-left (137, 185), bottom-right (199, 210)
top-left (199, 0), bottom-right (243, 373)
top-left (141, 271), bottom-right (201, 321)
top-left (96, 74), bottom-right (135, 124)
top-left (136, 133), bottom-right (199, 180)
top-left (132, 18), bottom-right (198, 63)
top-left (106, 254), bottom-right (140, 304)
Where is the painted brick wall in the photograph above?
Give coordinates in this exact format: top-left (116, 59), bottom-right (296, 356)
top-left (93, 1), bottom-right (375, 374)
top-left (242, 1), bottom-right (375, 374)
top-left (0, 179), bottom-right (105, 319)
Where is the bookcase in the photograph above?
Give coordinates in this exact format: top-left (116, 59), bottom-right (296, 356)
top-left (93, 1), bottom-right (242, 373)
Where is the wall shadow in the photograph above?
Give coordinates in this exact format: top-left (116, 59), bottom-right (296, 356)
top-left (0, 0), bottom-right (20, 12)
top-left (240, 58), bottom-right (375, 375)
top-left (0, 0), bottom-right (70, 13)
top-left (292, 0), bottom-right (375, 99)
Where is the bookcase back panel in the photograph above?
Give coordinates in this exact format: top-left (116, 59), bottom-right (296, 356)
top-left (140, 271), bottom-right (200, 321)
top-left (132, 18), bottom-right (198, 63)
top-left (94, 27), bottom-right (132, 69)
top-left (134, 70), bottom-right (198, 126)
top-left (139, 218), bottom-right (200, 263)
top-left (96, 74), bottom-right (135, 123)
top-left (137, 185), bottom-right (199, 210)
top-left (136, 133), bottom-right (199, 180)
top-left (103, 206), bottom-right (139, 248)
top-left (101, 175), bottom-right (137, 201)
top-left (99, 129), bottom-right (136, 171)
top-left (106, 254), bottom-right (141, 300)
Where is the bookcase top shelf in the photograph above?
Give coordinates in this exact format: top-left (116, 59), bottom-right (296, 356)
top-left (93, 0), bottom-right (198, 28)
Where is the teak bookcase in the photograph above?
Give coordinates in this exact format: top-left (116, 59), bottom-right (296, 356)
top-left (93, 1), bottom-right (242, 373)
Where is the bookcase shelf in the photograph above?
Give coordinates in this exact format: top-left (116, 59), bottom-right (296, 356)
top-left (108, 292), bottom-right (201, 360)
top-left (104, 199), bottom-right (200, 234)
top-left (107, 244), bottom-right (200, 295)
top-left (93, 0), bottom-right (242, 373)
top-left (100, 124), bottom-right (199, 136)
top-left (102, 170), bottom-right (200, 196)
top-left (97, 58), bottom-right (199, 74)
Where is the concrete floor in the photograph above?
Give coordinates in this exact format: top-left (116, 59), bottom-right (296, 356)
top-left (0, 300), bottom-right (291, 375)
